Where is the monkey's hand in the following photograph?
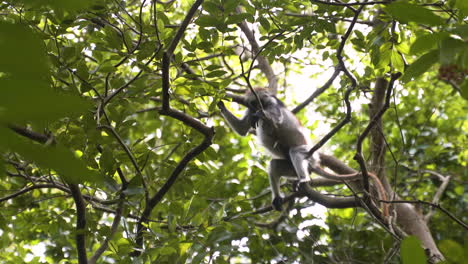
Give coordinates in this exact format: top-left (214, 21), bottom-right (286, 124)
top-left (272, 195), bottom-right (284, 211)
top-left (249, 110), bottom-right (264, 127)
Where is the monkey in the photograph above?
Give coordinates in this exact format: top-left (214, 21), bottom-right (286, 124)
top-left (218, 88), bottom-right (388, 216)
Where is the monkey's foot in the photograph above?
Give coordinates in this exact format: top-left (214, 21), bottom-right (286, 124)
top-left (291, 180), bottom-right (299, 192)
top-left (272, 196), bottom-right (284, 211)
top-left (299, 177), bottom-right (310, 183)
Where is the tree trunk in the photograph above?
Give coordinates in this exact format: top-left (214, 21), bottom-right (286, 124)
top-left (369, 77), bottom-right (444, 262)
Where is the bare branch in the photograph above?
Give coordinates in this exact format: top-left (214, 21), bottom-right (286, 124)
top-left (292, 67), bottom-right (341, 114)
top-left (0, 184), bottom-right (60, 202)
top-left (89, 198), bottom-right (125, 264)
top-left (236, 8), bottom-right (278, 93)
top-left (306, 6), bottom-right (364, 158)
top-left (421, 170), bottom-right (451, 222)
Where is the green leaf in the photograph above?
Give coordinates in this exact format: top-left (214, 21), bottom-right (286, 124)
top-left (438, 240), bottom-right (464, 263)
top-left (258, 16), bottom-right (270, 31)
top-left (460, 80), bottom-right (468, 100)
top-left (0, 23), bottom-right (49, 78)
top-left (401, 50), bottom-right (439, 83)
top-left (62, 46), bottom-right (78, 63)
top-left (391, 49), bottom-right (405, 71)
top-left (410, 33), bottom-right (440, 55)
top-left (226, 13), bottom-right (253, 25)
top-left (0, 159), bottom-right (4, 179)
top-left (15, 0), bottom-right (92, 12)
top-left (206, 70), bottom-right (227, 78)
top-left (440, 37), bottom-right (465, 65)
top-left (450, 25), bottom-right (468, 39)
top-left (224, 0), bottom-right (240, 13)
top-left (195, 15), bottom-right (221, 28)
top-left (455, 0), bottom-right (468, 17)
top-left (377, 49), bottom-right (391, 69)
top-left (205, 65), bottom-right (223, 71)
top-left (99, 147), bottom-right (115, 174)
top-left (159, 246), bottom-right (177, 256)
top-left (0, 79), bottom-right (92, 123)
top-left (401, 236), bottom-right (427, 264)
top-left (0, 128), bottom-right (102, 184)
top-left (202, 1), bottom-right (220, 15)
top-left (384, 3), bottom-right (444, 26)
top-left (123, 175), bottom-right (144, 196)
top-left (157, 19), bottom-right (165, 35)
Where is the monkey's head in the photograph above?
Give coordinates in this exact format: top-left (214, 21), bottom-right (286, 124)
top-left (245, 88), bottom-right (284, 110)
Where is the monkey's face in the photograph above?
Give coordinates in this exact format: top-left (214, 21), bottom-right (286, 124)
top-left (245, 89), bottom-right (277, 111)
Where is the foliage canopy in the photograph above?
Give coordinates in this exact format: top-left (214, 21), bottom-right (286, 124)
top-left (0, 0), bottom-right (466, 263)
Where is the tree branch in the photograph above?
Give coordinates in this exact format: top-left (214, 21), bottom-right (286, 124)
top-left (133, 136), bottom-right (212, 254)
top-left (132, 0), bottom-right (214, 255)
top-left (88, 198), bottom-right (125, 264)
top-left (354, 72), bottom-right (401, 191)
top-left (421, 170), bottom-right (451, 222)
top-left (69, 183), bottom-right (88, 264)
top-left (310, 0), bottom-right (392, 7)
top-left (8, 125), bottom-right (52, 144)
top-left (306, 6), bottom-right (364, 157)
top-left (236, 8), bottom-right (278, 93)
top-left (292, 67), bottom-right (341, 114)
top-left (381, 200), bottom-right (468, 231)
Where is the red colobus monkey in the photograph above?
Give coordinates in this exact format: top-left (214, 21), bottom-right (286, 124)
top-left (218, 88), bottom-right (388, 215)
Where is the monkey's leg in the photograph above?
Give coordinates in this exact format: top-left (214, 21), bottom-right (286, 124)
top-left (268, 159), bottom-right (296, 211)
top-left (289, 145), bottom-right (311, 183)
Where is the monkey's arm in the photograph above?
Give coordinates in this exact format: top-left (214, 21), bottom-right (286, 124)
top-left (218, 101), bottom-right (252, 136)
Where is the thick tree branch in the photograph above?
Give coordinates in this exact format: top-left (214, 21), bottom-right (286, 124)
top-left (381, 200), bottom-right (468, 231)
top-left (69, 183), bottom-right (88, 264)
top-left (300, 185), bottom-right (359, 208)
top-left (133, 136), bottom-right (212, 254)
top-left (354, 73), bottom-right (401, 191)
top-left (226, 188), bottom-right (358, 221)
top-left (8, 125), bottom-right (52, 144)
top-left (133, 0), bottom-right (214, 255)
